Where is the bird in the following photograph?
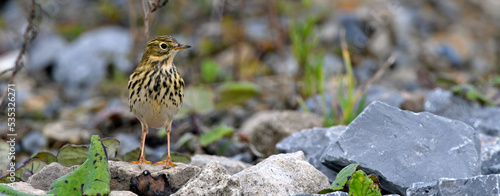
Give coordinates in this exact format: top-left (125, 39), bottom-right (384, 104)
top-left (128, 35), bottom-right (190, 169)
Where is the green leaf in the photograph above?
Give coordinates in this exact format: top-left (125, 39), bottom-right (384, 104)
top-left (31, 151), bottom-right (57, 164)
top-left (122, 148), bottom-right (143, 163)
top-left (14, 158), bottom-right (48, 182)
top-left (199, 125), bottom-right (234, 147)
top-left (0, 184), bottom-right (54, 196)
top-left (56, 144), bottom-right (89, 167)
top-left (216, 82), bottom-right (260, 108)
top-left (160, 153), bottom-right (191, 164)
top-left (48, 135), bottom-right (110, 196)
top-left (348, 170), bottom-right (382, 196)
top-left (178, 86), bottom-right (215, 118)
top-left (328, 163), bottom-right (360, 191)
top-left (201, 59), bottom-right (220, 83)
top-left (102, 138), bottom-right (120, 159)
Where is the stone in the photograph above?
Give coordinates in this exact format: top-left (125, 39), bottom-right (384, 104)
top-left (294, 192), bottom-right (349, 196)
top-left (53, 26), bottom-right (132, 100)
top-left (234, 151), bottom-right (329, 195)
top-left (480, 134), bottom-right (500, 174)
top-left (3, 182), bottom-right (47, 195)
top-left (425, 89), bottom-right (500, 136)
top-left (108, 160), bottom-right (200, 191)
top-left (109, 191), bottom-right (138, 196)
top-left (173, 161), bottom-right (241, 196)
top-left (42, 122), bottom-right (93, 144)
top-left (21, 132), bottom-right (47, 154)
top-left (263, 51), bottom-right (299, 76)
top-left (276, 126), bottom-right (346, 181)
top-left (28, 162), bottom-right (78, 191)
top-left (190, 154), bottom-right (252, 175)
top-left (28, 33), bottom-right (67, 72)
top-left (407, 174), bottom-right (500, 196)
top-left (238, 111), bottom-right (324, 157)
top-left (321, 101), bottom-right (481, 195)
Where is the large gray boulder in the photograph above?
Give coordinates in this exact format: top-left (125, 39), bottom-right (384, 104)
top-left (407, 174), bottom-right (500, 196)
top-left (276, 126), bottom-right (346, 181)
top-left (234, 151), bottom-right (329, 195)
top-left (321, 101), bottom-right (481, 195)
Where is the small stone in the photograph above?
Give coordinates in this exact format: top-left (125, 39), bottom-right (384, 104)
top-left (234, 151), bottom-right (329, 195)
top-left (321, 101), bottom-right (481, 195)
top-left (28, 162), bottom-right (78, 190)
top-left (3, 182), bottom-right (47, 195)
top-left (21, 132), bottom-right (47, 154)
top-left (109, 191), bottom-right (138, 196)
top-left (238, 111), bottom-right (324, 157)
top-left (407, 174), bottom-right (500, 196)
top-left (276, 126), bottom-right (346, 181)
top-left (190, 154), bottom-right (252, 175)
top-left (173, 161), bottom-right (241, 196)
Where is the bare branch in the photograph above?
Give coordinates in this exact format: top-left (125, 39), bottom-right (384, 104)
top-left (0, 0), bottom-right (37, 107)
top-left (141, 0), bottom-right (169, 40)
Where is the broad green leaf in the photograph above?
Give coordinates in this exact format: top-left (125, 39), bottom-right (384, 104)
top-left (328, 163), bottom-right (359, 191)
top-left (102, 138), bottom-right (120, 159)
top-left (201, 59), bottom-right (220, 83)
top-left (122, 148), bottom-right (143, 163)
top-left (0, 184), bottom-right (54, 196)
top-left (160, 153), bottom-right (191, 164)
top-left (14, 158), bottom-right (47, 181)
top-left (348, 170), bottom-right (382, 196)
top-left (56, 144), bottom-right (88, 167)
top-left (216, 82), bottom-right (260, 108)
top-left (199, 125), bottom-right (233, 147)
top-left (178, 86), bottom-right (215, 118)
top-left (31, 151), bottom-right (57, 164)
top-left (0, 140), bottom-right (10, 178)
top-left (48, 135), bottom-right (110, 196)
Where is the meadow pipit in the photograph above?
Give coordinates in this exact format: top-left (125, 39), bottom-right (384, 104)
top-left (128, 35), bottom-right (190, 169)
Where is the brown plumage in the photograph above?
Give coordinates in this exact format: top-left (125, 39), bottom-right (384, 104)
top-left (128, 35), bottom-right (190, 169)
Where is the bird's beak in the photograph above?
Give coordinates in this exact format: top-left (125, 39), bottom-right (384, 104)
top-left (174, 44), bottom-right (191, 50)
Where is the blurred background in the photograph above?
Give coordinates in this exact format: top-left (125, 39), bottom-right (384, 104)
top-left (0, 0), bottom-right (500, 174)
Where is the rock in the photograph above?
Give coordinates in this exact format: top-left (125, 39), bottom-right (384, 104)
top-left (294, 192), bottom-right (348, 196)
top-left (238, 111), bottom-right (324, 157)
top-left (108, 160), bottom-right (200, 191)
top-left (425, 89), bottom-right (500, 136)
top-left (243, 17), bottom-right (273, 41)
top-left (109, 191), bottom-right (138, 196)
top-left (234, 151), bottom-right (329, 195)
top-left (28, 33), bottom-right (67, 72)
top-left (407, 174), bottom-right (500, 196)
top-left (321, 101), bottom-right (481, 195)
top-left (276, 126), bottom-right (346, 181)
top-left (53, 26), bottom-right (132, 100)
top-left (42, 122), bottom-right (93, 144)
top-left (3, 182), bottom-right (47, 195)
top-left (28, 162), bottom-right (78, 191)
top-left (21, 132), bottom-right (47, 154)
top-left (173, 161), bottom-right (241, 196)
top-left (263, 51), bottom-right (299, 76)
top-left (190, 154), bottom-right (252, 175)
top-left (479, 134), bottom-right (500, 174)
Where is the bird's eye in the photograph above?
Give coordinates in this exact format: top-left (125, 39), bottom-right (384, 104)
top-left (160, 43), bottom-right (167, 49)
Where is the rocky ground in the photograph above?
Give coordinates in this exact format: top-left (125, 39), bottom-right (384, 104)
top-left (1, 0), bottom-right (500, 195)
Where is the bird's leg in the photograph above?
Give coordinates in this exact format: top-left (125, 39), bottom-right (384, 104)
top-left (154, 125), bottom-right (176, 169)
top-left (131, 122), bottom-right (152, 169)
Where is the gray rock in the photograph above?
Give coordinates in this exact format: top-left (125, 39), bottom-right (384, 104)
top-left (190, 154), bottom-right (252, 175)
top-left (263, 51), bottom-right (299, 76)
top-left (173, 161), bottom-right (241, 196)
top-left (28, 162), bottom-right (78, 191)
top-left (276, 126), bottom-right (346, 181)
top-left (479, 134), bottom-right (500, 174)
top-left (407, 174), bottom-right (500, 196)
top-left (321, 101), bottom-right (481, 195)
top-left (243, 17), bottom-right (273, 41)
top-left (108, 160), bottom-right (200, 190)
top-left (425, 89), bottom-right (500, 136)
top-left (234, 151), bottom-right (329, 195)
top-left (109, 191), bottom-right (138, 196)
top-left (28, 33), bottom-right (67, 72)
top-left (3, 182), bottom-right (47, 195)
top-left (53, 26), bottom-right (132, 100)
top-left (21, 132), bottom-right (47, 154)
top-left (238, 111), bottom-right (324, 157)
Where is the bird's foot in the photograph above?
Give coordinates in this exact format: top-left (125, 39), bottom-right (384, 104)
top-left (154, 156), bottom-right (176, 169)
top-left (131, 157), bottom-right (152, 169)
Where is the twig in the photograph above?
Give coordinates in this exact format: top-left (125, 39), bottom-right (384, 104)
top-left (358, 53), bottom-right (398, 94)
top-left (0, 0), bottom-right (37, 107)
top-left (141, 0), bottom-right (169, 40)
